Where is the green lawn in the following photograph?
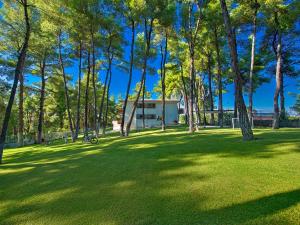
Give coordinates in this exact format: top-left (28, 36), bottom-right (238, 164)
top-left (0, 127), bottom-right (299, 225)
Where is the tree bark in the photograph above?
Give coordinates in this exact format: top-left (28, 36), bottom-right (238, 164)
top-left (98, 37), bottom-right (112, 132)
top-left (125, 18), bottom-right (154, 136)
top-left (194, 80), bottom-right (201, 130)
top-left (0, 0), bottom-right (30, 164)
top-left (161, 30), bottom-right (168, 131)
top-left (220, 0), bottom-right (254, 140)
top-left (180, 65), bottom-right (189, 125)
top-left (98, 40), bottom-right (112, 132)
top-left (121, 20), bottom-right (135, 136)
top-left (37, 57), bottom-right (46, 144)
top-left (186, 2), bottom-right (202, 133)
top-left (58, 31), bottom-right (75, 141)
top-left (280, 74), bottom-right (285, 119)
top-left (74, 41), bottom-right (82, 139)
top-left (201, 83), bottom-right (207, 127)
top-left (18, 72), bottom-right (24, 146)
top-left (188, 47), bottom-right (195, 133)
top-left (91, 32), bottom-right (98, 135)
top-left (273, 18), bottom-right (282, 129)
top-left (207, 53), bottom-right (215, 125)
top-left (142, 74), bottom-right (146, 128)
top-left (103, 60), bottom-right (113, 135)
top-left (249, 3), bottom-right (258, 127)
top-left (84, 50), bottom-right (91, 135)
top-left (214, 26), bottom-right (223, 128)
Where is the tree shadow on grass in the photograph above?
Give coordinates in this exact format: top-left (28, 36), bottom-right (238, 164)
top-left (197, 189), bottom-right (300, 225)
top-left (0, 128), bottom-right (299, 224)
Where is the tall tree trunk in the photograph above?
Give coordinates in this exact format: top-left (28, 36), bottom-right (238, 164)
top-left (121, 19), bottom-right (135, 136)
top-left (74, 41), bottom-right (82, 139)
top-left (186, 2), bottom-right (202, 133)
top-left (103, 60), bottom-right (113, 135)
top-left (201, 83), bottom-right (207, 127)
top-left (180, 65), bottom-right (189, 125)
top-left (207, 53), bottom-right (215, 125)
top-left (194, 80), bottom-right (201, 130)
top-left (37, 57), bottom-right (46, 144)
top-left (0, 0), bottom-right (30, 164)
top-left (58, 32), bottom-right (75, 141)
top-left (18, 72), bottom-right (24, 146)
top-left (188, 47), bottom-right (195, 133)
top-left (273, 21), bottom-right (282, 129)
top-left (249, 4), bottom-right (258, 127)
top-left (125, 18), bottom-right (154, 136)
top-left (98, 40), bottom-right (112, 132)
top-left (91, 32), bottom-right (98, 135)
top-left (234, 79), bottom-right (238, 118)
top-left (142, 75), bottom-right (146, 128)
top-left (214, 26), bottom-right (223, 128)
top-left (280, 74), bottom-right (285, 119)
top-left (220, 0), bottom-right (254, 140)
top-left (84, 50), bottom-right (91, 135)
top-left (141, 19), bottom-right (149, 130)
top-left (161, 31), bottom-right (168, 131)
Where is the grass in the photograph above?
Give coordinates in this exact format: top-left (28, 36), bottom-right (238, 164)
top-left (0, 127), bottom-right (299, 225)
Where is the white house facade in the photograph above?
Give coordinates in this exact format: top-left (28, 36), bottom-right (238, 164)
top-left (113, 99), bottom-right (179, 131)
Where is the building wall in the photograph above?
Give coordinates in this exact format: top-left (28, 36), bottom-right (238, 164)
top-left (124, 101), bottom-right (178, 129)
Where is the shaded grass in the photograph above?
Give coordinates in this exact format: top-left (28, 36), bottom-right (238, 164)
top-left (0, 127), bottom-right (299, 225)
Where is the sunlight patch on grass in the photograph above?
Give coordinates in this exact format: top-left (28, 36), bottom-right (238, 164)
top-left (0, 167), bottom-right (34, 175)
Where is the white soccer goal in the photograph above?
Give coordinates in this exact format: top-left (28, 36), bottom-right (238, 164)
top-left (232, 118), bottom-right (240, 129)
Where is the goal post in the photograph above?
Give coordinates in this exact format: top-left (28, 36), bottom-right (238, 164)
top-left (232, 118), bottom-right (239, 129)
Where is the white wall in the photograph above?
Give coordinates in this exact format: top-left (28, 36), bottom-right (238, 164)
top-left (124, 101), bottom-right (178, 129)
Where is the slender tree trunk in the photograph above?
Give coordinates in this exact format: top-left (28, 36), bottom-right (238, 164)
top-left (125, 18), bottom-right (154, 136)
top-left (74, 41), bottom-right (82, 139)
top-left (188, 47), bottom-right (195, 133)
top-left (103, 60), bottom-right (113, 135)
top-left (161, 31), bottom-right (168, 131)
top-left (58, 31), bottom-right (75, 141)
top-left (207, 53), bottom-right (215, 125)
top-left (194, 80), bottom-right (201, 130)
top-left (18, 72), bottom-right (24, 146)
top-left (121, 20), bottom-right (135, 136)
top-left (249, 5), bottom-right (258, 127)
top-left (234, 80), bottom-right (238, 118)
top-left (91, 32), bottom-right (98, 135)
top-left (201, 83), bottom-right (207, 127)
top-left (214, 26), bottom-right (223, 127)
top-left (0, 0), bottom-right (30, 164)
top-left (273, 24), bottom-right (282, 129)
top-left (84, 50), bottom-right (91, 135)
top-left (220, 0), bottom-right (254, 140)
top-left (186, 2), bottom-right (202, 133)
top-left (280, 74), bottom-right (285, 119)
top-left (37, 57), bottom-right (46, 144)
top-left (180, 65), bottom-right (189, 125)
top-left (142, 75), bottom-right (146, 128)
top-left (98, 40), bottom-right (112, 132)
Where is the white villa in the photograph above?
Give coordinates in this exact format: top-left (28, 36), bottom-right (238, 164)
top-left (113, 99), bottom-right (179, 131)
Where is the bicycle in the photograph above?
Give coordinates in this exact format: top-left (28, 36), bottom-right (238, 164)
top-left (82, 133), bottom-right (99, 144)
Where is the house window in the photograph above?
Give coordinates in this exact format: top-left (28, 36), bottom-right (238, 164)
top-left (136, 114), bottom-right (157, 119)
top-left (137, 103), bottom-right (156, 108)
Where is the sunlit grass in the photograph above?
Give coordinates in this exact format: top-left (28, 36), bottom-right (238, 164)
top-left (0, 127), bottom-right (299, 225)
